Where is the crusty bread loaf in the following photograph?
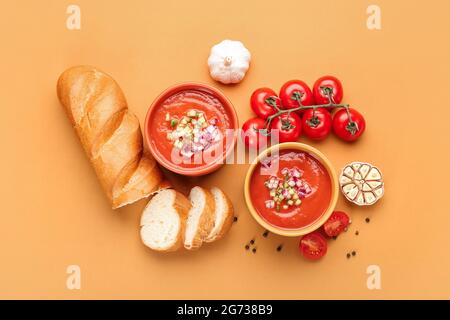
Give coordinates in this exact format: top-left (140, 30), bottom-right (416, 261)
top-left (205, 187), bottom-right (234, 243)
top-left (140, 189), bottom-right (191, 252)
top-left (184, 187), bottom-right (215, 250)
top-left (57, 66), bottom-right (163, 209)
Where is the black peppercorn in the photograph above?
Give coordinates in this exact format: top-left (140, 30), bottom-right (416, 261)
top-left (263, 230), bottom-right (269, 238)
top-left (233, 216), bottom-right (238, 223)
top-left (252, 248), bottom-right (257, 253)
top-left (245, 245), bottom-right (250, 250)
top-left (365, 218), bottom-right (370, 223)
top-left (346, 253), bottom-right (351, 259)
top-left (250, 239), bottom-right (255, 245)
top-left (352, 251), bottom-right (356, 256)
top-left (276, 245), bottom-right (283, 252)
top-left (355, 231), bottom-right (359, 236)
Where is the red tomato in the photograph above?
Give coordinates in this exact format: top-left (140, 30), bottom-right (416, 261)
top-left (299, 232), bottom-right (327, 260)
top-left (270, 112), bottom-right (302, 143)
top-left (250, 88), bottom-right (279, 119)
top-left (279, 80), bottom-right (314, 112)
top-left (323, 211), bottom-right (350, 237)
top-left (313, 76), bottom-right (344, 105)
top-left (241, 117), bottom-right (268, 149)
top-left (332, 108), bottom-right (366, 142)
top-left (302, 108), bottom-right (332, 141)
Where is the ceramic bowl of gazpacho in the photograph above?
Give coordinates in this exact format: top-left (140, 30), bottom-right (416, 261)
top-left (144, 83), bottom-right (238, 176)
top-left (244, 142), bottom-right (339, 237)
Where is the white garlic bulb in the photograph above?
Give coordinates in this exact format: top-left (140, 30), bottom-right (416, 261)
top-left (207, 40), bottom-right (251, 84)
top-left (340, 162), bottom-right (384, 206)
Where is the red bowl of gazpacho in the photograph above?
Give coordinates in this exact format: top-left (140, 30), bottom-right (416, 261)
top-left (244, 143), bottom-right (339, 237)
top-left (144, 83), bottom-right (238, 176)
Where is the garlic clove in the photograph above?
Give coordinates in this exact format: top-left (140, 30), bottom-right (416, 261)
top-left (340, 175), bottom-right (352, 184)
top-left (366, 167), bottom-right (382, 180)
top-left (343, 166), bottom-right (355, 177)
top-left (347, 185), bottom-right (359, 200)
top-left (360, 164), bottom-right (371, 178)
top-left (355, 192), bottom-right (365, 205)
top-left (364, 192), bottom-right (377, 204)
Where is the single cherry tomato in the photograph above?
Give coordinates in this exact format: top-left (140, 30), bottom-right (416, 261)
top-left (250, 88), bottom-right (279, 119)
top-left (332, 108), bottom-right (366, 142)
top-left (323, 211), bottom-right (350, 237)
top-left (302, 108), bottom-right (332, 141)
top-left (313, 76), bottom-right (344, 105)
top-left (241, 117), bottom-right (268, 149)
top-left (270, 112), bottom-right (302, 143)
top-left (279, 80), bottom-right (314, 112)
top-left (299, 232), bottom-right (328, 260)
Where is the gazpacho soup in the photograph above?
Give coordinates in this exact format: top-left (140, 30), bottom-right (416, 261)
top-left (250, 149), bottom-right (332, 230)
top-left (148, 89), bottom-right (233, 169)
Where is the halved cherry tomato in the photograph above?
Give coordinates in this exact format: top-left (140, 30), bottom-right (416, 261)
top-left (323, 211), bottom-right (350, 237)
top-left (302, 108), bottom-right (332, 141)
top-left (332, 108), bottom-right (366, 142)
top-left (299, 232), bottom-right (327, 260)
top-left (250, 88), bottom-right (279, 119)
top-left (270, 112), bottom-right (302, 143)
top-left (279, 80), bottom-right (314, 112)
top-left (241, 117), bottom-right (268, 149)
top-left (313, 76), bottom-right (344, 105)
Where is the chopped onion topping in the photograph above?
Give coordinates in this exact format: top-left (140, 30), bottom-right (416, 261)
top-left (264, 166), bottom-right (312, 211)
top-left (166, 109), bottom-right (221, 158)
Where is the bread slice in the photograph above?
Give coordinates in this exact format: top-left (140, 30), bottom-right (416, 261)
top-left (205, 187), bottom-right (234, 243)
top-left (184, 187), bottom-right (215, 250)
top-left (140, 189), bottom-right (191, 252)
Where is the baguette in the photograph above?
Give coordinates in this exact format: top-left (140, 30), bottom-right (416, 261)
top-left (57, 66), bottom-right (163, 209)
top-left (140, 189), bottom-right (191, 252)
top-left (184, 187), bottom-right (215, 250)
top-left (205, 187), bottom-right (234, 243)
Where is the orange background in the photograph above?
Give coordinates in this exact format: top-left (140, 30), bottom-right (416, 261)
top-left (1, 0), bottom-right (449, 299)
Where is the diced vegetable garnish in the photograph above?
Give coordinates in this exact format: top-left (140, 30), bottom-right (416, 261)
top-left (166, 109), bottom-right (221, 158)
top-left (264, 166), bottom-right (311, 211)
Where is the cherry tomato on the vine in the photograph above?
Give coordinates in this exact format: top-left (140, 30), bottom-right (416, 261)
top-left (313, 76), bottom-right (344, 105)
top-left (299, 232), bottom-right (328, 260)
top-left (250, 88), bottom-right (279, 119)
top-left (269, 112), bottom-right (302, 143)
top-left (302, 108), bottom-right (332, 141)
top-left (241, 117), bottom-right (268, 149)
top-left (279, 80), bottom-right (314, 112)
top-left (332, 108), bottom-right (365, 142)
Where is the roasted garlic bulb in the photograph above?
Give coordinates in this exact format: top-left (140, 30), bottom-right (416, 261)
top-left (339, 162), bottom-right (384, 206)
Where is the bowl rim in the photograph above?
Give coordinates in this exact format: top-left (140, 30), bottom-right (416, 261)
top-left (244, 142), bottom-right (339, 237)
top-left (144, 82), bottom-right (238, 176)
